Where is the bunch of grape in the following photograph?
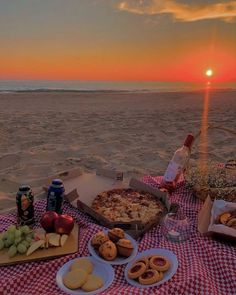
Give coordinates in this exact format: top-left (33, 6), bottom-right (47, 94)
top-left (0, 225), bottom-right (34, 258)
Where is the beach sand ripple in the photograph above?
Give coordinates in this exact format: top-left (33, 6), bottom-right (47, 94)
top-left (0, 91), bottom-right (235, 212)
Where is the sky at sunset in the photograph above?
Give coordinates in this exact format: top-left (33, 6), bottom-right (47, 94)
top-left (1, 0), bottom-right (236, 82)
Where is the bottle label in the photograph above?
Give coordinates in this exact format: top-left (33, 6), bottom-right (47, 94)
top-left (16, 191), bottom-right (34, 225)
top-left (47, 191), bottom-right (56, 211)
top-left (164, 161), bottom-right (182, 182)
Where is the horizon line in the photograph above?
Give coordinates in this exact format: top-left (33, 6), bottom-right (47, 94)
top-left (0, 79), bottom-right (236, 83)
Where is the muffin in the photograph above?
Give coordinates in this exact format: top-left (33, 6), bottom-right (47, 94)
top-left (99, 240), bottom-right (117, 261)
top-left (91, 231), bottom-right (109, 250)
top-left (116, 238), bottom-right (134, 257)
top-left (108, 228), bottom-right (125, 243)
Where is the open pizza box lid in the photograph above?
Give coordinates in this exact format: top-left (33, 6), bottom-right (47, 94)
top-left (198, 195), bottom-right (236, 242)
top-left (43, 168), bottom-right (169, 239)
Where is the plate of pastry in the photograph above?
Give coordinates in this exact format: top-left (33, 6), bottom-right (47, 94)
top-left (124, 248), bottom-right (178, 288)
top-left (56, 256), bottom-right (114, 295)
top-left (88, 228), bottom-right (138, 265)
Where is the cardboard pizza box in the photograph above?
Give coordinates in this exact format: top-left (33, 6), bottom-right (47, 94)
top-left (42, 168), bottom-right (169, 238)
top-left (43, 168), bottom-right (128, 205)
top-left (198, 196), bottom-right (236, 242)
top-left (52, 169), bottom-right (170, 239)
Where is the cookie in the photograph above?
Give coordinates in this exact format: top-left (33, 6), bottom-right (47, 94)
top-left (70, 258), bottom-right (93, 274)
top-left (81, 274), bottom-right (104, 292)
top-left (99, 240), bottom-right (117, 261)
top-left (138, 269), bottom-right (161, 285)
top-left (128, 262), bottom-right (146, 279)
top-left (219, 213), bottom-right (231, 225)
top-left (63, 269), bottom-right (88, 289)
top-left (149, 255), bottom-right (170, 272)
top-left (230, 210), bottom-right (236, 219)
top-left (91, 231), bottom-right (109, 250)
top-left (227, 218), bottom-right (236, 228)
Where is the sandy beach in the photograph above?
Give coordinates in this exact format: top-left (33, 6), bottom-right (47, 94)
top-left (0, 90), bottom-right (235, 212)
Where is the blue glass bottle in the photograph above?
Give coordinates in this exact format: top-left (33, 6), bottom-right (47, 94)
top-left (46, 179), bottom-right (65, 214)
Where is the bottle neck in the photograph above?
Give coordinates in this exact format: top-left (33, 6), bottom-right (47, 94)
top-left (183, 134), bottom-right (194, 149)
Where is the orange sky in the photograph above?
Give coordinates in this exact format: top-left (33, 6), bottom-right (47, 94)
top-left (0, 1), bottom-right (236, 82)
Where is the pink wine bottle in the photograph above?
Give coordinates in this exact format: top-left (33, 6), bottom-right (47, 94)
top-left (162, 134), bottom-right (194, 192)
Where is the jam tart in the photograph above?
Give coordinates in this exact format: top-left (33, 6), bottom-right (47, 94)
top-left (138, 269), bottom-right (161, 285)
top-left (149, 255), bottom-right (170, 272)
top-left (127, 254), bottom-right (171, 285)
top-left (128, 262), bottom-right (146, 279)
top-left (135, 256), bottom-right (149, 269)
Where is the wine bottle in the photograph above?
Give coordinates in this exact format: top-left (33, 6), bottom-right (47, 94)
top-left (162, 134), bottom-right (194, 191)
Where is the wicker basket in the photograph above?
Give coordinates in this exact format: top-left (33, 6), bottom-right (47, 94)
top-left (185, 125), bottom-right (236, 202)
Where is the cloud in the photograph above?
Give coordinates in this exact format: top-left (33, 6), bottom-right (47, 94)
top-left (117, 0), bottom-right (236, 22)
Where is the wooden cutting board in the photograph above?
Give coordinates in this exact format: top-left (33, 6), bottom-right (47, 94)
top-left (0, 224), bottom-right (79, 267)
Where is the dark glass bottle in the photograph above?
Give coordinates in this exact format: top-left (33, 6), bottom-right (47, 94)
top-left (16, 185), bottom-right (35, 225)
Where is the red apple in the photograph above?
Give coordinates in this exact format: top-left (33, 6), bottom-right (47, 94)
top-left (40, 211), bottom-right (59, 232)
top-left (54, 214), bottom-right (74, 235)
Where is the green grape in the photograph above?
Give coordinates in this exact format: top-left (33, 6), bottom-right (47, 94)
top-left (14, 236), bottom-right (22, 245)
top-left (6, 237), bottom-right (14, 247)
top-left (14, 229), bottom-right (22, 238)
top-left (17, 243), bottom-right (27, 254)
top-left (25, 236), bottom-right (33, 243)
top-left (21, 240), bottom-right (30, 248)
top-left (4, 239), bottom-right (11, 248)
top-left (7, 233), bottom-right (15, 244)
top-left (2, 231), bottom-right (8, 241)
top-left (7, 225), bottom-right (16, 234)
top-left (8, 245), bottom-right (17, 258)
top-left (20, 225), bottom-right (30, 235)
top-left (0, 239), bottom-right (4, 250)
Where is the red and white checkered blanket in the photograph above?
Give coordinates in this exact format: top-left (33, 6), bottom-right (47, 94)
top-left (0, 177), bottom-right (235, 295)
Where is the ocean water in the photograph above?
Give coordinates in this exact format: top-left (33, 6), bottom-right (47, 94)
top-left (0, 80), bottom-right (236, 92)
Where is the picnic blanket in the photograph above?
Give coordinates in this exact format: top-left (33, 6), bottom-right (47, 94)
top-left (0, 176), bottom-right (235, 295)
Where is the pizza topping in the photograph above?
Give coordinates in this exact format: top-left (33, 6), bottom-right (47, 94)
top-left (91, 189), bottom-right (164, 224)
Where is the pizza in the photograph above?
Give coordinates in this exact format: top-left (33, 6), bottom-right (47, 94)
top-left (91, 188), bottom-right (165, 224)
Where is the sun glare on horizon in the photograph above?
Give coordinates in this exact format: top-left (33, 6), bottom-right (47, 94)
top-left (205, 69), bottom-right (213, 77)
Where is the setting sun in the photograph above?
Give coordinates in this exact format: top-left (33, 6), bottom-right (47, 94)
top-left (206, 69), bottom-right (213, 77)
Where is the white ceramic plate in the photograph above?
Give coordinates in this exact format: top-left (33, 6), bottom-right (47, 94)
top-left (88, 230), bottom-right (138, 265)
top-left (124, 248), bottom-right (178, 288)
top-left (56, 256), bottom-right (114, 295)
